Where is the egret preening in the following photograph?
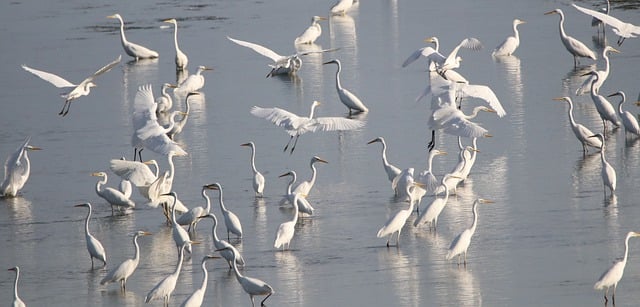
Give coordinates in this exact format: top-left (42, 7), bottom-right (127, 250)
top-left (100, 231), bottom-right (152, 291)
top-left (175, 66), bottom-right (213, 95)
top-left (572, 3), bottom-right (640, 46)
top-left (199, 213), bottom-right (246, 268)
top-left (544, 9), bottom-right (597, 67)
top-left (107, 14), bottom-right (158, 60)
top-left (241, 142), bottom-right (265, 197)
top-left (446, 198), bottom-right (493, 265)
top-left (274, 192), bottom-right (302, 250)
top-left (330, 0), bottom-right (354, 16)
top-left (156, 83), bottom-right (177, 114)
top-left (163, 18), bottom-right (188, 71)
top-left (145, 243), bottom-right (191, 305)
top-left (377, 181), bottom-right (423, 247)
top-left (279, 171), bottom-right (315, 215)
top-left (91, 172), bottom-right (135, 213)
top-left (492, 19), bottom-right (526, 56)
top-left (323, 59), bottom-right (369, 113)
top-left (414, 174), bottom-right (462, 230)
top-left (552, 97), bottom-right (602, 154)
top-left (1, 137), bottom-right (41, 198)
top-left (74, 203), bottom-right (107, 268)
top-left (8, 266), bottom-right (25, 307)
top-left (367, 137), bottom-right (402, 193)
top-left (293, 156), bottom-right (328, 196)
top-left (295, 16), bottom-right (327, 45)
top-left (215, 247), bottom-right (274, 307)
top-left (250, 101), bottom-right (365, 154)
top-left (207, 183), bottom-right (243, 241)
top-left (594, 231), bottom-right (640, 304)
top-left (589, 133), bottom-right (616, 198)
top-left (609, 91), bottom-right (640, 137)
top-left (21, 55), bottom-right (121, 116)
top-left (162, 192), bottom-right (193, 254)
top-left (176, 184), bottom-right (213, 232)
top-left (180, 255), bottom-right (220, 307)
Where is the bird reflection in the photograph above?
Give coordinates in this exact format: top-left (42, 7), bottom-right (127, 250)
top-left (252, 198), bottom-right (268, 243)
top-left (561, 64), bottom-right (596, 97)
top-left (448, 266), bottom-right (482, 307)
top-left (176, 68), bottom-right (189, 85)
top-left (329, 14), bottom-right (358, 73)
top-left (294, 43), bottom-right (325, 99)
top-left (274, 251), bottom-right (305, 304)
top-left (378, 248), bottom-right (421, 307)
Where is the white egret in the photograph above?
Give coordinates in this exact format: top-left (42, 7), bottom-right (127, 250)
top-left (107, 14), bottom-right (158, 60)
top-left (175, 66), bottom-right (213, 95)
top-left (163, 18), bottom-right (188, 71)
top-left (91, 172), bottom-right (135, 213)
top-left (156, 83), bottom-right (177, 113)
top-left (584, 71), bottom-right (620, 131)
top-left (145, 243), bottom-right (191, 305)
top-left (553, 97), bottom-right (603, 153)
top-left (594, 231), bottom-right (640, 304)
top-left (215, 247), bottom-right (274, 307)
top-left (401, 37), bottom-right (446, 71)
top-left (293, 156), bottom-right (328, 196)
top-left (589, 133), bottom-right (616, 198)
top-left (8, 266), bottom-right (25, 307)
top-left (241, 142), bottom-right (265, 197)
top-left (74, 203), bottom-right (107, 268)
top-left (250, 100), bottom-right (365, 154)
top-left (367, 137), bottom-right (402, 192)
top-left (274, 192), bottom-right (302, 250)
top-left (177, 184), bottom-right (213, 232)
top-left (330, 0), bottom-right (354, 16)
top-left (572, 3), bottom-right (640, 46)
top-left (22, 55), bottom-right (121, 116)
top-left (417, 149), bottom-right (448, 196)
top-left (575, 46), bottom-right (619, 96)
top-left (446, 198), bottom-right (493, 265)
top-left (391, 168), bottom-right (423, 202)
top-left (590, 0), bottom-right (611, 34)
top-left (162, 192), bottom-right (192, 254)
top-left (439, 37), bottom-right (483, 73)
top-left (427, 104), bottom-right (496, 151)
top-left (117, 159), bottom-right (133, 201)
top-left (377, 182), bottom-right (422, 247)
top-left (414, 174), bottom-right (461, 230)
top-left (109, 158), bottom-right (158, 200)
top-left (1, 137), bottom-right (41, 198)
top-left (180, 254), bottom-right (220, 307)
top-left (609, 91), bottom-right (640, 137)
top-left (279, 171), bottom-right (315, 215)
top-left (199, 213), bottom-right (246, 268)
top-left (323, 59), bottom-right (369, 113)
top-left (433, 146), bottom-right (476, 196)
top-left (458, 138), bottom-right (479, 182)
top-left (167, 92), bottom-right (199, 140)
top-left (544, 9), bottom-right (597, 67)
top-left (227, 36), bottom-right (338, 77)
top-left (492, 19), bottom-right (526, 56)
top-left (207, 183), bottom-right (243, 241)
top-left (295, 16), bottom-right (327, 45)
top-left (100, 231), bottom-right (152, 290)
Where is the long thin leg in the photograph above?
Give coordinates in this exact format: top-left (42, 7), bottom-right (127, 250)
top-left (91, 257), bottom-right (95, 269)
top-left (290, 135), bottom-right (300, 154)
top-left (59, 101), bottom-right (69, 116)
top-left (427, 130), bottom-right (436, 152)
top-left (283, 136), bottom-right (294, 152)
top-left (612, 284), bottom-right (616, 305)
top-left (261, 292), bottom-right (272, 306)
top-left (250, 295), bottom-right (256, 307)
top-left (63, 102), bottom-right (72, 116)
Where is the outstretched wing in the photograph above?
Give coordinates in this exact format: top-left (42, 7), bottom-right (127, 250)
top-left (87, 55), bottom-right (122, 81)
top-left (227, 36), bottom-right (283, 62)
top-left (442, 37), bottom-right (483, 70)
top-left (573, 4), bottom-right (640, 37)
top-left (296, 48), bottom-right (340, 57)
top-left (250, 106), bottom-right (307, 134)
top-left (21, 65), bottom-right (76, 88)
top-left (457, 84), bottom-right (506, 117)
top-left (109, 159), bottom-right (156, 186)
top-left (305, 116), bottom-right (365, 133)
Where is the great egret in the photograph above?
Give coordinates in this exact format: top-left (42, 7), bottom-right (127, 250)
top-left (323, 59), bottom-right (369, 113)
top-left (391, 168), bottom-right (424, 202)
top-left (107, 14), bottom-right (158, 59)
top-left (439, 37), bottom-right (483, 73)
top-left (427, 104), bottom-right (496, 151)
top-left (74, 203), bottom-right (107, 268)
top-left (295, 16), bottom-right (327, 45)
top-left (180, 255), bottom-right (220, 307)
top-left (156, 83), bottom-right (177, 113)
top-left (163, 18), bottom-right (188, 70)
top-left (492, 19), bottom-right (526, 56)
top-left (241, 142), bottom-right (265, 197)
top-left (167, 92), bottom-right (199, 140)
top-left (609, 91), bottom-right (640, 137)
top-left (145, 243), bottom-right (190, 305)
top-left (377, 182), bottom-right (422, 247)
top-left (594, 231), bottom-right (640, 304)
top-left (175, 66), bottom-right (213, 95)
top-left (91, 172), bottom-right (135, 213)
top-left (414, 174), bottom-right (461, 230)
top-left (227, 36), bottom-right (338, 77)
top-left (215, 247), bottom-right (274, 307)
top-left (330, 0), bottom-right (354, 16)
top-left (21, 55), bottom-right (121, 116)
top-left (199, 213), bottom-right (246, 268)
top-left (544, 9), bottom-right (597, 67)
top-left (590, 0), bottom-right (611, 34)
top-left (293, 156), bottom-right (328, 196)
top-left (279, 171), bottom-right (315, 215)
top-left (583, 71), bottom-right (620, 131)
top-left (458, 138), bottom-right (479, 182)
top-left (446, 198), bottom-right (493, 265)
top-left (575, 46), bottom-right (619, 96)
top-left (250, 100), bottom-right (365, 154)
top-left (367, 137), bottom-right (402, 193)
top-left (553, 97), bottom-right (603, 154)
top-left (162, 192), bottom-right (193, 254)
top-left (177, 185), bottom-right (213, 232)
top-left (207, 183), bottom-right (243, 241)
top-left (417, 149), bottom-right (447, 196)
top-left (1, 137), bottom-right (41, 198)
top-left (109, 158), bottom-right (158, 199)
top-left (100, 231), bottom-right (152, 291)
top-left (8, 266), bottom-right (25, 307)
top-left (572, 3), bottom-right (640, 46)
top-left (589, 133), bottom-right (616, 198)
top-left (401, 37), bottom-right (446, 71)
top-left (433, 146), bottom-right (477, 196)
top-left (274, 192), bottom-right (302, 250)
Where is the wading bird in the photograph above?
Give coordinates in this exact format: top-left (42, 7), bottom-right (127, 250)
top-left (8, 266), bottom-right (25, 307)
top-left (295, 16), bottom-right (327, 45)
top-left (155, 83), bottom-right (177, 114)
top-left (145, 243), bottom-right (192, 305)
top-left (1, 137), bottom-right (41, 198)
top-left (417, 149), bottom-right (448, 196)
top-left (367, 137), bottom-right (402, 193)
top-left (575, 46), bottom-right (619, 96)
top-left (279, 171), bottom-right (315, 215)
top-left (163, 18), bottom-right (188, 70)
top-left (609, 91), bottom-right (640, 137)
top-left (215, 247), bottom-right (274, 307)
top-left (584, 71), bottom-right (620, 131)
top-left (446, 198), bottom-right (493, 265)
top-left (74, 203), bottom-right (107, 268)
top-left (323, 59), bottom-right (369, 113)
top-left (175, 66), bottom-right (213, 95)
top-left (492, 19), bottom-right (526, 56)
top-left (552, 97), bottom-right (602, 153)
top-left (163, 192), bottom-right (192, 254)
top-left (107, 14), bottom-right (158, 60)
top-left (594, 231), bottom-right (640, 304)
top-left (589, 133), bottom-right (616, 198)
top-left (100, 231), bottom-right (152, 291)
top-left (274, 192), bottom-right (302, 250)
top-left (414, 174), bottom-right (461, 230)
top-left (177, 184), bottom-right (213, 232)
top-left (545, 9), bottom-right (597, 67)
top-left (377, 181), bottom-right (423, 247)
top-left (180, 255), bottom-right (220, 307)
top-left (293, 156), bottom-right (328, 196)
top-left (199, 213), bottom-right (246, 268)
top-left (241, 142), bottom-right (265, 197)
top-left (91, 172), bottom-right (135, 213)
top-left (207, 183), bottom-right (243, 241)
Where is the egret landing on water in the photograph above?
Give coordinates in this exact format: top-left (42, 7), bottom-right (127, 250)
top-left (594, 231), bottom-right (640, 304)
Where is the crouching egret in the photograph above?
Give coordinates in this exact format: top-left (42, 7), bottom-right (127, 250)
top-left (74, 203), bottom-right (107, 268)
top-left (1, 137), bottom-right (41, 198)
top-left (100, 231), bottom-right (152, 291)
top-left (446, 198), bottom-right (493, 265)
top-left (594, 231), bottom-right (640, 304)
top-left (216, 247), bottom-right (274, 307)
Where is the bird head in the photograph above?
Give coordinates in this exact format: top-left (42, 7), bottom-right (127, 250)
top-left (544, 9), bottom-right (561, 16)
top-left (162, 18), bottom-right (178, 25)
top-left (552, 97), bottom-right (571, 104)
top-left (74, 202), bottom-right (91, 208)
top-left (203, 183), bottom-right (221, 191)
top-left (478, 198), bottom-right (494, 204)
top-left (106, 14), bottom-right (122, 20)
top-left (312, 156), bottom-right (329, 164)
top-left (278, 171), bottom-right (295, 178)
top-left (322, 59), bottom-right (339, 66)
top-left (240, 142), bottom-right (254, 148)
top-left (91, 171), bottom-right (106, 177)
top-left (367, 137), bottom-right (383, 145)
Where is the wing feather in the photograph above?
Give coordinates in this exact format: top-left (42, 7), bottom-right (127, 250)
top-left (21, 65), bottom-right (76, 88)
top-left (227, 36), bottom-right (283, 62)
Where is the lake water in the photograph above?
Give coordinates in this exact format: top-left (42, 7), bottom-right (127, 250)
top-left (1, 0), bottom-right (640, 306)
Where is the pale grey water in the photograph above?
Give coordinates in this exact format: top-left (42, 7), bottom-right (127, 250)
top-left (1, 0), bottom-right (640, 306)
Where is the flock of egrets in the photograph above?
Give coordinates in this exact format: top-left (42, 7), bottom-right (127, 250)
top-left (3, 0), bottom-right (640, 306)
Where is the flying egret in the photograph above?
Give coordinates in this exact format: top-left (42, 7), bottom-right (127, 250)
top-left (427, 104), bottom-right (496, 151)
top-left (22, 55), bottom-right (121, 116)
top-left (216, 247), bottom-right (274, 307)
top-left (227, 36), bottom-right (338, 77)
top-left (594, 231), bottom-right (640, 304)
top-left (199, 213), bottom-right (246, 268)
top-left (583, 71), bottom-right (620, 131)
top-left (575, 46), bottom-right (620, 96)
top-left (377, 181), bottom-right (423, 247)
top-left (100, 231), bottom-right (152, 291)
top-left (163, 18), bottom-right (188, 70)
top-left (417, 149), bottom-right (448, 197)
top-left (107, 14), bottom-right (158, 60)
top-left (545, 9), bottom-right (597, 67)
top-left (91, 172), bottom-right (135, 213)
top-left (207, 183), bottom-right (243, 241)
top-left (367, 137), bottom-right (402, 193)
top-left (553, 96), bottom-right (605, 154)
top-left (156, 83), bottom-right (177, 113)
top-left (250, 100), bottom-right (365, 154)
top-left (274, 192), bottom-right (302, 250)
top-left (167, 92), bottom-right (199, 140)
top-left (175, 66), bottom-right (213, 95)
top-left (609, 91), bottom-right (640, 137)
top-left (1, 137), bottom-right (41, 198)
top-left (572, 3), bottom-right (640, 46)
top-left (492, 19), bottom-right (526, 56)
top-left (330, 0), bottom-right (354, 16)
top-left (8, 267), bottom-right (25, 307)
top-left (279, 171), bottom-right (315, 215)
top-left (145, 243), bottom-right (192, 305)
top-left (74, 203), bottom-right (107, 268)
top-left (293, 156), bottom-right (328, 196)
top-left (323, 59), bottom-right (369, 113)
top-left (180, 254), bottom-right (220, 307)
top-left (414, 174), bottom-right (462, 230)
top-left (295, 16), bottom-right (327, 45)
top-left (241, 142), bottom-right (265, 197)
top-left (446, 198), bottom-right (493, 265)
top-left (162, 192), bottom-right (193, 254)
top-left (177, 184), bottom-right (213, 232)
top-left (589, 133), bottom-right (616, 198)
top-left (438, 37), bottom-right (483, 73)
top-left (590, 0), bottom-right (611, 34)
top-left (401, 37), bottom-right (446, 71)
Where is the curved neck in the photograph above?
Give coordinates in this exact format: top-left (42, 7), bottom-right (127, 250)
top-left (167, 154), bottom-right (176, 181)
top-left (202, 189), bottom-right (211, 212)
top-left (334, 63), bottom-right (343, 90)
top-left (379, 141), bottom-right (391, 167)
top-left (231, 250), bottom-right (244, 281)
top-left (210, 216), bottom-right (220, 242)
top-left (557, 13), bottom-right (567, 39)
top-left (308, 163), bottom-right (318, 187)
top-left (291, 195), bottom-right (300, 221)
top-left (95, 175), bottom-right (107, 194)
top-left (199, 260), bottom-right (209, 291)
top-left (217, 188), bottom-right (227, 211)
top-left (623, 233), bottom-right (633, 264)
top-left (566, 101), bottom-right (579, 128)
top-left (12, 269), bottom-right (20, 300)
top-left (513, 23), bottom-right (520, 41)
top-left (427, 152), bottom-right (437, 172)
top-left (589, 76), bottom-right (599, 96)
top-left (469, 201), bottom-right (479, 233)
top-left (170, 197), bottom-right (178, 224)
top-left (172, 24), bottom-right (180, 52)
top-left (286, 174), bottom-right (296, 194)
top-left (132, 235), bottom-right (141, 262)
top-left (249, 146), bottom-right (258, 173)
top-left (599, 138), bottom-right (608, 162)
top-left (603, 51), bottom-right (611, 75)
top-left (150, 161), bottom-right (159, 178)
top-left (309, 104), bottom-right (318, 119)
top-left (617, 96), bottom-right (625, 114)
top-left (466, 107), bottom-right (485, 120)
top-left (84, 206), bottom-right (92, 235)
top-left (174, 246), bottom-right (185, 275)
top-left (117, 17), bottom-right (128, 45)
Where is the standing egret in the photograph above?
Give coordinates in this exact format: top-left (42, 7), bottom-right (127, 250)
top-left (100, 231), bottom-right (152, 291)
top-left (295, 16), bottom-right (327, 45)
top-left (446, 198), bottom-right (493, 265)
top-left (180, 254), bottom-right (220, 307)
top-left (74, 203), bottom-right (107, 268)
top-left (241, 142), bottom-right (265, 197)
top-left (575, 46), bottom-right (619, 96)
top-left (215, 247), bottom-right (274, 307)
top-left (163, 18), bottom-right (188, 71)
top-left (417, 149), bottom-right (448, 196)
top-left (1, 137), bottom-right (41, 198)
top-left (609, 91), bottom-right (640, 137)
top-left (594, 231), bottom-right (640, 304)
top-left (250, 100), bottom-right (365, 154)
top-left (414, 174), bottom-right (462, 230)
top-left (21, 55), bottom-right (121, 116)
top-left (293, 156), bottom-right (328, 196)
top-left (177, 184), bottom-right (213, 232)
top-left (330, 0), bottom-right (354, 16)
top-left (589, 133), bottom-right (616, 198)
top-left (156, 83), bottom-right (177, 114)
top-left (175, 66), bottom-right (213, 95)
top-left (584, 71), bottom-right (620, 131)
top-left (572, 3), bottom-right (640, 46)
top-left (107, 14), bottom-right (158, 59)
top-left (274, 193), bottom-right (302, 250)
top-left (199, 213), bottom-right (245, 268)
top-left (167, 92), bottom-right (199, 140)
top-left (458, 138), bottom-right (479, 182)
top-left (279, 171), bottom-right (315, 215)
top-left (492, 19), bottom-right (526, 56)
top-left (8, 267), bottom-right (25, 307)
top-left (145, 243), bottom-right (191, 305)
top-left (544, 9), bottom-right (597, 67)
top-left (91, 172), bottom-right (135, 213)
top-left (162, 192), bottom-right (192, 254)
top-left (377, 182), bottom-right (422, 247)
top-left (207, 183), bottom-right (243, 241)
top-left (553, 97), bottom-right (602, 153)
top-left (323, 59), bottom-right (369, 113)
top-left (367, 137), bottom-right (402, 192)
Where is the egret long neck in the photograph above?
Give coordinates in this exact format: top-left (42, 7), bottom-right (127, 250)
top-left (174, 246), bottom-right (185, 275)
top-left (286, 174), bottom-right (296, 194)
top-left (380, 141), bottom-right (392, 169)
top-left (84, 206), bottom-right (92, 235)
top-left (249, 146), bottom-right (258, 173)
top-left (617, 94), bottom-right (626, 114)
top-left (622, 233), bottom-right (633, 264)
top-left (117, 17), bottom-right (128, 45)
top-left (291, 195), bottom-right (300, 222)
top-left (199, 260), bottom-right (209, 292)
top-left (599, 139), bottom-right (608, 163)
top-left (567, 101), bottom-right (579, 128)
top-left (132, 235), bottom-right (141, 262)
top-left (469, 201), bottom-right (479, 233)
top-left (230, 250), bottom-right (244, 282)
top-left (513, 22), bottom-right (520, 41)
top-left (217, 188), bottom-right (227, 212)
top-left (172, 24), bottom-right (180, 53)
top-left (170, 197), bottom-right (178, 224)
top-left (95, 175), bottom-right (107, 194)
top-left (202, 189), bottom-right (211, 213)
top-left (308, 163), bottom-right (318, 188)
top-left (167, 154), bottom-right (176, 182)
top-left (334, 63), bottom-right (343, 91)
top-left (557, 13), bottom-right (567, 39)
top-left (12, 268), bottom-right (20, 300)
top-left (210, 215), bottom-right (221, 242)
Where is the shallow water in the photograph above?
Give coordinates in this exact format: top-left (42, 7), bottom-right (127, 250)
top-left (1, 0), bottom-right (640, 306)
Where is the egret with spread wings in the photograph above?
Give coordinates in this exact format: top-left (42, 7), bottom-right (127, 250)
top-left (573, 3), bottom-right (640, 46)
